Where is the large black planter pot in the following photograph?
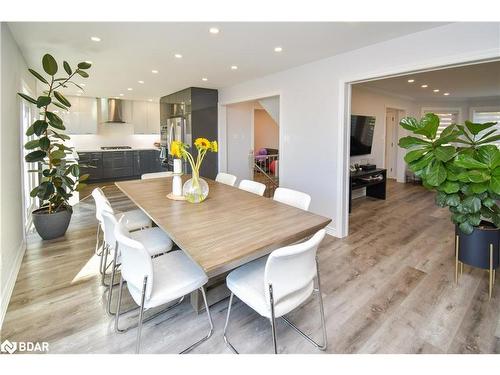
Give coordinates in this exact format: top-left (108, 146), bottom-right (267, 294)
top-left (32, 207), bottom-right (72, 240)
top-left (456, 221), bottom-right (499, 270)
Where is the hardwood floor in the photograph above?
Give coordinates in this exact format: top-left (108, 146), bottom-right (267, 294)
top-left (2, 180), bottom-right (499, 353)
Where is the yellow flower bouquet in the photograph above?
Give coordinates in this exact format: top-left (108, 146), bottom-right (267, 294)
top-left (170, 138), bottom-right (218, 203)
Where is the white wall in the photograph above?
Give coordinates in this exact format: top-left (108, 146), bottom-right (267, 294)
top-left (254, 109), bottom-right (279, 151)
top-left (226, 101), bottom-right (254, 180)
top-left (0, 22), bottom-right (36, 327)
top-left (219, 22), bottom-right (500, 237)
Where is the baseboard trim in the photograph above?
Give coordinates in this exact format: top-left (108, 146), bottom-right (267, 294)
top-left (0, 239), bottom-right (26, 330)
top-left (325, 224), bottom-right (338, 238)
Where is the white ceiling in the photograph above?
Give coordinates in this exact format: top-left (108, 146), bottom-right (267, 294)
top-left (8, 22), bottom-right (446, 101)
top-left (359, 60), bottom-right (500, 101)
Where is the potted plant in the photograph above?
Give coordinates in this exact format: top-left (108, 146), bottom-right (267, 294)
top-left (18, 54), bottom-right (91, 240)
top-left (398, 113), bottom-right (500, 297)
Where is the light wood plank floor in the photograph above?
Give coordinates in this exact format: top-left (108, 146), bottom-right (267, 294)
top-left (2, 180), bottom-right (499, 353)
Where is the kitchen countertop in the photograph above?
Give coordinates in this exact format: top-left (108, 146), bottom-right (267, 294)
top-left (76, 148), bottom-right (161, 153)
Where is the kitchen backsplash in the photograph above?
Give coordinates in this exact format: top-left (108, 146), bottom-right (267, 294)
top-left (69, 122), bottom-right (160, 150)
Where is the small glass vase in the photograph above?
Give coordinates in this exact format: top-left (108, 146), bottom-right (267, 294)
top-left (183, 172), bottom-right (209, 203)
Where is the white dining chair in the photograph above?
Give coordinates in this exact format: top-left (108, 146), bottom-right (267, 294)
top-left (223, 229), bottom-right (327, 354)
top-left (141, 171), bottom-right (174, 179)
top-left (238, 179), bottom-right (266, 196)
top-left (91, 188), bottom-right (152, 285)
top-left (273, 187), bottom-right (311, 211)
top-left (215, 172), bottom-right (237, 187)
top-left (101, 210), bottom-right (173, 316)
top-left (113, 217), bottom-right (213, 354)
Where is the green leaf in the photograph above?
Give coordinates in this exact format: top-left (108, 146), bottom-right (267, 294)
top-left (409, 151), bottom-right (435, 173)
top-left (54, 91), bottom-right (71, 107)
top-left (77, 61), bottom-right (92, 69)
top-left (404, 149), bottom-right (428, 163)
top-left (445, 193), bottom-right (461, 207)
top-left (46, 112), bottom-right (65, 130)
top-left (76, 69), bottom-right (89, 78)
top-left (470, 182), bottom-right (488, 194)
top-left (18, 92), bottom-right (38, 105)
top-left (489, 175), bottom-right (500, 195)
top-left (435, 191), bottom-right (447, 207)
top-left (51, 131), bottom-right (70, 141)
top-left (50, 150), bottom-right (66, 159)
top-left (462, 196), bottom-right (482, 213)
top-left (440, 180), bottom-right (460, 194)
top-left (454, 153), bottom-right (488, 169)
top-left (63, 61), bottom-right (72, 75)
top-left (33, 120), bottom-right (48, 136)
top-left (477, 128), bottom-right (497, 141)
top-left (415, 113), bottom-right (440, 140)
top-left (466, 169), bottom-right (490, 183)
top-left (451, 213), bottom-right (467, 224)
top-left (51, 101), bottom-right (68, 111)
top-left (25, 150), bottom-right (47, 162)
top-left (476, 145), bottom-right (500, 169)
top-left (477, 134), bottom-right (500, 145)
top-left (483, 197), bottom-right (496, 208)
top-left (399, 117), bottom-right (420, 131)
top-left (398, 136), bottom-right (430, 149)
top-left (467, 213), bottom-right (482, 226)
top-left (37, 95), bottom-right (51, 108)
top-left (459, 221), bottom-right (474, 235)
top-left (42, 53), bottom-right (58, 76)
top-left (424, 159), bottom-right (447, 186)
top-left (434, 130), bottom-right (461, 147)
top-left (30, 186), bottom-right (39, 198)
top-left (28, 69), bottom-right (48, 84)
top-left (465, 120), bottom-right (496, 135)
top-left (434, 146), bottom-right (456, 162)
top-left (39, 136), bottom-right (50, 150)
top-left (24, 139), bottom-right (39, 150)
top-left (79, 173), bottom-right (90, 181)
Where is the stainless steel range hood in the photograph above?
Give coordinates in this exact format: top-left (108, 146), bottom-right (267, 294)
top-left (99, 98), bottom-right (126, 123)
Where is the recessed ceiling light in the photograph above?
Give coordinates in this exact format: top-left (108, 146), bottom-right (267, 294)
top-left (274, 46), bottom-right (283, 52)
top-left (443, 92), bottom-right (450, 96)
top-left (421, 84), bottom-right (428, 88)
top-left (90, 36), bottom-right (101, 42)
top-left (433, 89), bottom-right (440, 93)
top-left (151, 70), bottom-right (159, 74)
top-left (138, 80), bottom-right (144, 84)
top-left (407, 79), bottom-right (415, 83)
top-left (127, 88), bottom-right (133, 91)
top-left (119, 93), bottom-right (124, 96)
top-left (209, 27), bottom-right (220, 34)
top-left (231, 65), bottom-right (238, 70)
top-left (148, 99), bottom-right (153, 102)
top-left (174, 53), bottom-right (183, 59)
top-left (202, 77), bottom-right (208, 81)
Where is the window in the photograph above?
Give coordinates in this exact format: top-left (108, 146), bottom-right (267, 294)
top-left (471, 107), bottom-right (500, 146)
top-left (422, 109), bottom-right (460, 137)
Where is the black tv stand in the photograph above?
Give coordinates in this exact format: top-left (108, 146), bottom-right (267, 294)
top-left (349, 168), bottom-right (387, 213)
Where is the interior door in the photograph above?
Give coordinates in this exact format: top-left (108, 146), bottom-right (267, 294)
top-left (226, 102), bottom-right (254, 180)
top-left (385, 109), bottom-right (398, 179)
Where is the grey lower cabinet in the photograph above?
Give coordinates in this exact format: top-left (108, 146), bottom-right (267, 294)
top-left (78, 150), bottom-right (164, 182)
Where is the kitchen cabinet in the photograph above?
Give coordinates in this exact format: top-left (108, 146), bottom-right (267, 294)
top-left (132, 101), bottom-right (160, 134)
top-left (78, 149), bottom-right (164, 182)
top-left (62, 96), bottom-right (98, 135)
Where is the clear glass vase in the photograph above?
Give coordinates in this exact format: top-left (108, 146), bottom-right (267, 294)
top-left (183, 172), bottom-right (209, 203)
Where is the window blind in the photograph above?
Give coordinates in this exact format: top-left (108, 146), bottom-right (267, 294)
top-left (423, 110), bottom-right (459, 137)
top-left (472, 109), bottom-right (500, 146)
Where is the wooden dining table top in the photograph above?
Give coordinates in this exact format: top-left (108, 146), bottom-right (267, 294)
top-left (115, 176), bottom-right (332, 277)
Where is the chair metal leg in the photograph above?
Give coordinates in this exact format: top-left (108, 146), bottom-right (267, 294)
top-left (223, 292), bottom-right (238, 353)
top-left (114, 274), bottom-right (125, 333)
top-left (281, 257), bottom-right (327, 350)
top-left (180, 286), bottom-right (214, 354)
top-left (106, 242), bottom-right (120, 315)
top-left (135, 276), bottom-right (148, 354)
top-left (101, 244), bottom-right (110, 286)
top-left (269, 284), bottom-right (278, 354)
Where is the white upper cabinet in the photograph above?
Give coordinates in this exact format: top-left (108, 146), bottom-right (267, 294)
top-left (147, 101), bottom-right (160, 134)
top-left (131, 100), bottom-right (160, 134)
top-left (61, 96), bottom-right (97, 134)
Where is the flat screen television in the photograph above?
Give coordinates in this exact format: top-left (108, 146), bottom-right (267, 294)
top-left (350, 115), bottom-right (375, 156)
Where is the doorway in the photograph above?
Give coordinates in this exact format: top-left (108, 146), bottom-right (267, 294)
top-left (224, 95), bottom-right (280, 196)
top-left (385, 108), bottom-right (405, 180)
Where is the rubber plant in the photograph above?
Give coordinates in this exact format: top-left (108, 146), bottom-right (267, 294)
top-left (18, 54), bottom-right (91, 214)
top-left (398, 113), bottom-right (500, 234)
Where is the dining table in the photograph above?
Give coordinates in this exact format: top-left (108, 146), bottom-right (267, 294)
top-left (115, 175), bottom-right (332, 312)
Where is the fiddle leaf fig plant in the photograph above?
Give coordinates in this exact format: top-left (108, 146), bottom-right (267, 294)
top-left (399, 113), bottom-right (500, 235)
top-left (18, 54), bottom-right (91, 214)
